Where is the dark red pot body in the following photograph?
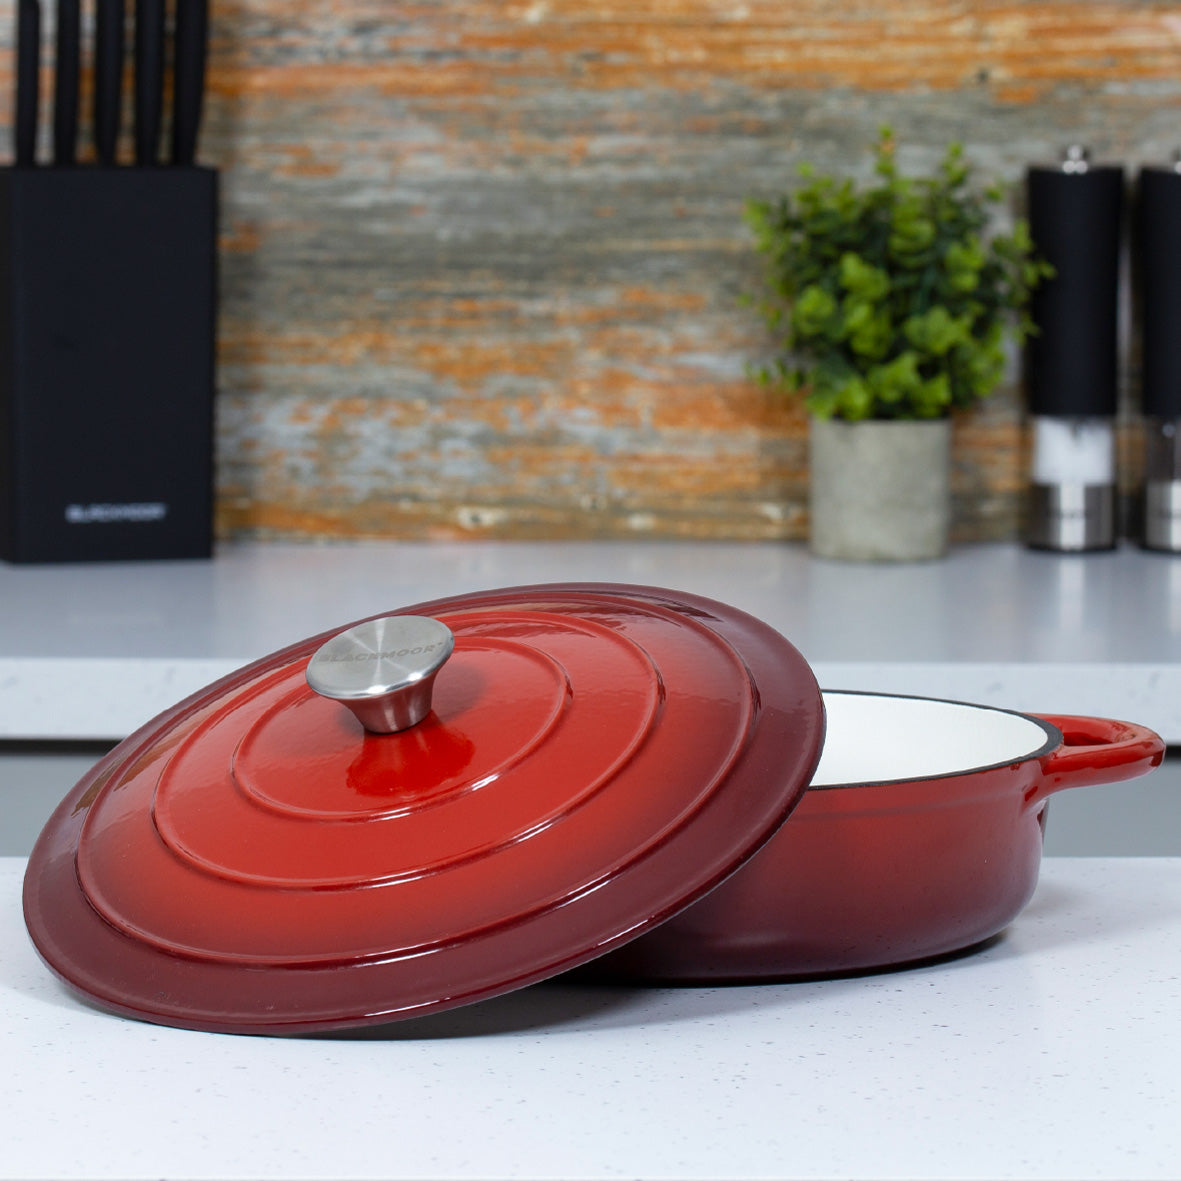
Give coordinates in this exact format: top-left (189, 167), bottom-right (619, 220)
top-left (597, 707), bottom-right (1164, 980)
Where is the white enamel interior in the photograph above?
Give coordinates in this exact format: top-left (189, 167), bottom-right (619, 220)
top-left (811, 692), bottom-right (1055, 787)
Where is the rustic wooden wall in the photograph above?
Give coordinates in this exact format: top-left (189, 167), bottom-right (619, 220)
top-left (4, 2), bottom-right (1181, 541)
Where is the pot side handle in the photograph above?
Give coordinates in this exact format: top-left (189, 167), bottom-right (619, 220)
top-left (1028, 714), bottom-right (1165, 804)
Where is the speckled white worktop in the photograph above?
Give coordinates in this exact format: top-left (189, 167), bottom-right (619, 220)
top-left (2, 855), bottom-right (1179, 1180)
top-left (1, 539), bottom-right (1180, 741)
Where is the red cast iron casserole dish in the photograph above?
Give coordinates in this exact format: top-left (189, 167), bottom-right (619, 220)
top-left (22, 583), bottom-right (1163, 1032)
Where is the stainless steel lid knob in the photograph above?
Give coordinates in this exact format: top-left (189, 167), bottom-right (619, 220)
top-left (305, 616), bottom-right (455, 734)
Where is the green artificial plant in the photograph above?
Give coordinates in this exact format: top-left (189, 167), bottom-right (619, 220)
top-left (745, 129), bottom-right (1051, 420)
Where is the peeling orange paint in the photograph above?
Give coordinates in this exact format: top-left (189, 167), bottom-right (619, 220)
top-left (273, 146), bottom-right (342, 178)
top-left (182, 2), bottom-right (1181, 105)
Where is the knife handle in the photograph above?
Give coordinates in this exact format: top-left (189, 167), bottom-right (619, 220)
top-left (53, 0), bottom-right (80, 165)
top-left (15, 0), bottom-right (41, 166)
top-left (171, 0), bottom-right (208, 166)
top-left (134, 0), bottom-right (165, 164)
top-left (93, 0), bottom-right (125, 166)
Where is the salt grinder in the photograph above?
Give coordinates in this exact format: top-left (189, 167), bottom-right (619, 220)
top-left (1136, 155), bottom-right (1181, 552)
top-left (1025, 146), bottom-right (1124, 551)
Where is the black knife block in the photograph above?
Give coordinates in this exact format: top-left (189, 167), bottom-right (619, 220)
top-left (0, 165), bottom-right (217, 562)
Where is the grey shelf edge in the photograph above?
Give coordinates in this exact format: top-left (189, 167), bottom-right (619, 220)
top-left (1, 539), bottom-right (1179, 742)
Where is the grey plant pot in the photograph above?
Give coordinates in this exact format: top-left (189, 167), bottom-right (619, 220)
top-left (809, 417), bottom-right (952, 561)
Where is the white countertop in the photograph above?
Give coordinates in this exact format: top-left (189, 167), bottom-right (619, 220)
top-left (3, 855), bottom-right (1179, 1181)
top-left (2, 540), bottom-right (1181, 742)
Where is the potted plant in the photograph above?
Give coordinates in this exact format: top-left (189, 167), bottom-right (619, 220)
top-left (746, 129), bottom-right (1050, 560)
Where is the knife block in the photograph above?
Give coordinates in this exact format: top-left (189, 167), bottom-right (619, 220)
top-left (0, 166), bottom-right (217, 562)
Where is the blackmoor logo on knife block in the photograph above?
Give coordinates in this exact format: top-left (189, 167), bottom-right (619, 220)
top-left (64, 502), bottom-right (170, 525)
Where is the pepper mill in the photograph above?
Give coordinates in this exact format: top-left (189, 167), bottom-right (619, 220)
top-left (1137, 155), bottom-right (1181, 552)
top-left (1025, 146), bottom-right (1124, 551)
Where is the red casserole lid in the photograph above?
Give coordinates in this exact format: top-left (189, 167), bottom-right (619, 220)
top-left (23, 583), bottom-right (824, 1034)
